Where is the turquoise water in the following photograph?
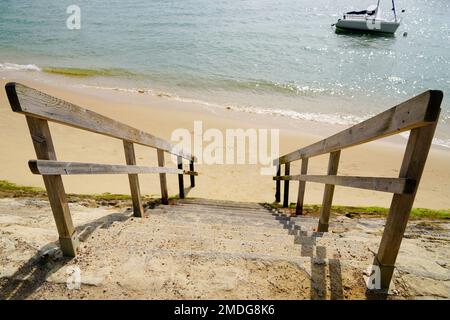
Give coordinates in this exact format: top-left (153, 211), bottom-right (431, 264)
top-left (1, 0), bottom-right (449, 144)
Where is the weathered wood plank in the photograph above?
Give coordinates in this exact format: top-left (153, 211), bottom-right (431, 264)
top-left (190, 161), bottom-right (195, 187)
top-left (182, 171), bottom-right (198, 176)
top-left (123, 141), bottom-right (144, 217)
top-left (283, 162), bottom-right (290, 208)
top-left (177, 156), bottom-right (185, 199)
top-left (295, 158), bottom-right (309, 215)
top-left (275, 164), bottom-right (281, 203)
top-left (275, 90), bottom-right (442, 164)
top-left (318, 151), bottom-right (340, 232)
top-left (28, 160), bottom-right (196, 175)
top-left (375, 111), bottom-right (440, 289)
top-left (25, 116), bottom-right (78, 256)
top-left (157, 149), bottom-right (169, 205)
top-left (273, 175), bottom-right (412, 194)
top-left (5, 82), bottom-right (195, 161)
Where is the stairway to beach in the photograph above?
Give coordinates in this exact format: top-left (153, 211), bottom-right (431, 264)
top-left (2, 197), bottom-right (448, 300)
top-left (60, 198), bottom-right (376, 299)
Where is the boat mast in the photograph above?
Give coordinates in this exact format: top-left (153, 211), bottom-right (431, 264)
top-left (392, 0), bottom-right (397, 21)
top-left (375, 0), bottom-right (381, 18)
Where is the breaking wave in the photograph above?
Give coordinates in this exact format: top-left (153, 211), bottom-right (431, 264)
top-left (0, 62), bottom-right (41, 72)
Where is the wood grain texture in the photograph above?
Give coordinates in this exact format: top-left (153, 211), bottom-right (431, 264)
top-left (275, 165), bottom-right (281, 203)
top-left (273, 174), bottom-right (412, 194)
top-left (295, 158), bottom-right (309, 215)
top-left (376, 119), bottom-right (440, 289)
top-left (190, 161), bottom-right (195, 187)
top-left (177, 156), bottom-right (185, 199)
top-left (157, 149), bottom-right (169, 205)
top-left (25, 116), bottom-right (78, 256)
top-left (123, 141), bottom-right (144, 217)
top-left (29, 160), bottom-right (188, 175)
top-left (7, 82), bottom-right (195, 161)
top-left (318, 151), bottom-right (340, 232)
top-left (275, 90), bottom-right (443, 164)
top-left (282, 162), bottom-right (290, 208)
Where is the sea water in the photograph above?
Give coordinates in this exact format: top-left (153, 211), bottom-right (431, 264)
top-left (0, 0), bottom-right (449, 146)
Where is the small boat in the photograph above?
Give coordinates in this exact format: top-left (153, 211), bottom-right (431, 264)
top-left (334, 0), bottom-right (401, 34)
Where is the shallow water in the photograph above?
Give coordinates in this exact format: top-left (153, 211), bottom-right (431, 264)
top-left (0, 0), bottom-right (449, 146)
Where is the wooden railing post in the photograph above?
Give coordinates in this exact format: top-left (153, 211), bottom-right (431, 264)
top-left (123, 141), bottom-right (144, 217)
top-left (295, 158), bottom-right (309, 215)
top-left (177, 156), bottom-right (185, 199)
top-left (190, 161), bottom-right (195, 187)
top-left (374, 121), bottom-right (439, 289)
top-left (25, 116), bottom-right (79, 256)
top-left (283, 162), bottom-right (291, 208)
top-left (157, 149), bottom-right (168, 204)
top-left (275, 164), bottom-right (281, 203)
top-left (317, 151), bottom-right (341, 232)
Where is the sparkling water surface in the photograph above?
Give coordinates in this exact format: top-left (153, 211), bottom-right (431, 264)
top-left (1, 0), bottom-right (449, 145)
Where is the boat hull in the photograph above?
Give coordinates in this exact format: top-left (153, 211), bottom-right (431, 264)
top-left (336, 18), bottom-right (400, 34)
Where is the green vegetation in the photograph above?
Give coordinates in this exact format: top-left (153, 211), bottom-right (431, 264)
top-left (0, 180), bottom-right (44, 193)
top-left (42, 67), bottom-right (136, 77)
top-left (1, 180), bottom-right (448, 219)
top-left (267, 202), bottom-right (450, 220)
top-left (0, 180), bottom-right (142, 203)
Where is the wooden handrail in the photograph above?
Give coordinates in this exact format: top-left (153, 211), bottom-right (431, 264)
top-left (273, 175), bottom-right (414, 194)
top-left (28, 160), bottom-right (198, 176)
top-left (6, 82), bottom-right (199, 258)
top-left (272, 90), bottom-right (443, 291)
top-left (5, 82), bottom-right (195, 161)
top-left (274, 90), bottom-right (442, 165)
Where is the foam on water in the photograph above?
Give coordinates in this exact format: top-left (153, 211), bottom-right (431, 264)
top-left (0, 63), bottom-right (41, 72)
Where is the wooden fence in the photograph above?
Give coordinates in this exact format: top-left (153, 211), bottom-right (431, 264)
top-left (273, 90), bottom-right (443, 289)
top-left (5, 82), bottom-right (197, 257)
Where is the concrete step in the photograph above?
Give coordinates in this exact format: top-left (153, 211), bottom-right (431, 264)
top-left (176, 198), bottom-right (267, 210)
top-left (123, 222), bottom-right (296, 242)
top-left (88, 239), bottom-right (371, 272)
top-left (150, 213), bottom-right (291, 229)
top-left (65, 244), bottom-right (370, 299)
top-left (152, 204), bottom-right (278, 219)
top-left (98, 223), bottom-right (372, 260)
top-left (126, 215), bottom-right (328, 239)
top-left (155, 203), bottom-right (323, 227)
top-left (148, 208), bottom-right (316, 230)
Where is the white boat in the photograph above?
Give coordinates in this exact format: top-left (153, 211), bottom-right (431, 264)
top-left (335, 0), bottom-right (401, 34)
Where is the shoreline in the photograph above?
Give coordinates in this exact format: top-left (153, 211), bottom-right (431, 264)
top-left (2, 66), bottom-right (450, 150)
top-left (1, 74), bottom-right (450, 209)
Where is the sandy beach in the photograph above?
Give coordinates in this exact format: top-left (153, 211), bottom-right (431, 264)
top-left (0, 76), bottom-right (449, 210)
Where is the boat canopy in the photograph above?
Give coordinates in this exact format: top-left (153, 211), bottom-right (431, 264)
top-left (346, 4), bottom-right (378, 16)
top-left (346, 9), bottom-right (376, 16)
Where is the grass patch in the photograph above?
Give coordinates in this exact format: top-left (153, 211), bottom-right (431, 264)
top-left (1, 180), bottom-right (448, 219)
top-left (0, 180), bottom-right (183, 207)
top-left (0, 180), bottom-right (150, 204)
top-left (0, 180), bottom-right (44, 193)
top-left (266, 201), bottom-right (450, 220)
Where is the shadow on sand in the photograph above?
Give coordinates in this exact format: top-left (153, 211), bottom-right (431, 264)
top-left (0, 208), bottom-right (133, 300)
top-left (270, 207), bottom-right (388, 300)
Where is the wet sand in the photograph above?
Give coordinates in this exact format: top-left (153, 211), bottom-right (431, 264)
top-left (0, 77), bottom-right (449, 209)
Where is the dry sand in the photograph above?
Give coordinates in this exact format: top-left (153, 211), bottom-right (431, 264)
top-left (0, 77), bottom-right (449, 209)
